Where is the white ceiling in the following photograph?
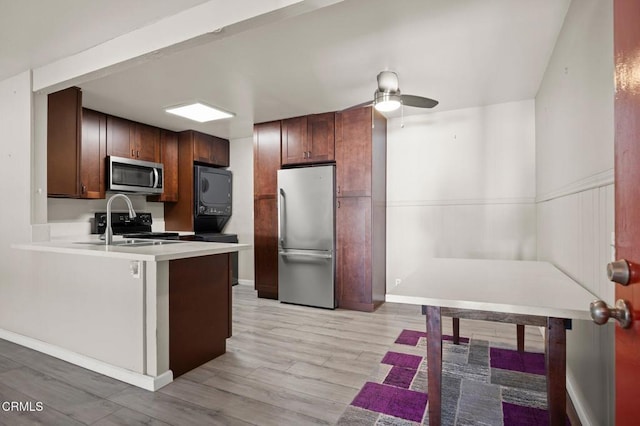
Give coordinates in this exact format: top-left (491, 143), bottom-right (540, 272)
top-left (3, 0), bottom-right (571, 140)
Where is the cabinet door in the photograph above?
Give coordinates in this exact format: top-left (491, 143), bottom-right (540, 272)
top-left (254, 121), bottom-right (281, 196)
top-left (133, 122), bottom-right (160, 162)
top-left (335, 107), bottom-right (372, 197)
top-left (106, 115), bottom-right (134, 159)
top-left (281, 116), bottom-right (307, 165)
top-left (254, 197), bottom-right (279, 299)
top-left (210, 136), bottom-right (230, 167)
top-left (47, 87), bottom-right (81, 197)
top-left (79, 109), bottom-right (106, 199)
top-left (193, 131), bottom-right (212, 164)
top-left (336, 196), bottom-right (372, 311)
top-left (152, 130), bottom-right (178, 202)
top-left (307, 112), bottom-right (335, 162)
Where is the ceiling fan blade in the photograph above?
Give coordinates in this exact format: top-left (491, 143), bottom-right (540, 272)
top-left (340, 100), bottom-right (374, 112)
top-left (401, 94), bottom-right (439, 108)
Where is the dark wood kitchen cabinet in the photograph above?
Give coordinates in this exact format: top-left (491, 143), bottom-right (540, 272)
top-left (190, 130), bottom-right (229, 167)
top-left (106, 116), bottom-right (159, 162)
top-left (281, 112), bottom-right (335, 165)
top-left (335, 106), bottom-right (386, 312)
top-left (253, 120), bottom-right (281, 299)
top-left (164, 129), bottom-right (230, 230)
top-left (148, 129), bottom-right (179, 203)
top-left (47, 87), bottom-right (107, 199)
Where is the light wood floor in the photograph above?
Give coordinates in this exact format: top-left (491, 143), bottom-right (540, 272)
top-left (0, 285), bottom-right (544, 425)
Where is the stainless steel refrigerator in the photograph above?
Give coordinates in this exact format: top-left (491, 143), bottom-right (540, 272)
top-left (277, 165), bottom-right (335, 309)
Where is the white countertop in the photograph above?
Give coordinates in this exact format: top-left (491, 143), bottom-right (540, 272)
top-left (14, 238), bottom-right (250, 262)
top-left (386, 258), bottom-right (597, 320)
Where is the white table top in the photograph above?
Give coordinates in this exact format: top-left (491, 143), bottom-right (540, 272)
top-left (385, 258), bottom-right (597, 321)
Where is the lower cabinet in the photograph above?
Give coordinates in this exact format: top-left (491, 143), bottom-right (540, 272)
top-left (169, 254), bottom-right (231, 377)
top-left (254, 196), bottom-right (279, 299)
top-left (336, 196), bottom-right (385, 312)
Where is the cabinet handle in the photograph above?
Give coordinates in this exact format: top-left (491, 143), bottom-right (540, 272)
top-left (131, 149), bottom-right (135, 157)
top-left (81, 184), bottom-right (86, 194)
top-left (308, 151), bottom-right (311, 158)
top-left (136, 150), bottom-right (140, 158)
top-left (337, 185), bottom-right (340, 194)
top-left (337, 200), bottom-right (340, 208)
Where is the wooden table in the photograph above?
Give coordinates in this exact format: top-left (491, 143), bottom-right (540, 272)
top-left (386, 258), bottom-right (596, 426)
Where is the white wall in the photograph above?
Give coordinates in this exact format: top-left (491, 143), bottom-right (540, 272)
top-left (535, 0), bottom-right (614, 424)
top-left (386, 100), bottom-right (537, 288)
top-left (225, 136), bottom-right (255, 283)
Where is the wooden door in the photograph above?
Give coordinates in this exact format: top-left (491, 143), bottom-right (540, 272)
top-left (335, 107), bottom-right (372, 197)
top-left (614, 0), bottom-right (640, 422)
top-left (193, 131), bottom-right (212, 164)
top-left (133, 122), bottom-right (160, 162)
top-left (47, 87), bottom-right (81, 197)
top-left (254, 121), bottom-right (281, 196)
top-left (307, 112), bottom-right (335, 162)
top-left (336, 196), bottom-right (373, 311)
top-left (210, 136), bottom-right (230, 167)
top-left (79, 109), bottom-right (106, 199)
top-left (151, 130), bottom-right (178, 202)
top-left (106, 115), bottom-right (133, 159)
top-left (281, 116), bottom-right (307, 165)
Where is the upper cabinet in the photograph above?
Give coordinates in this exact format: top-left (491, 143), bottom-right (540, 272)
top-left (106, 116), bottom-right (159, 162)
top-left (190, 130), bottom-right (230, 167)
top-left (281, 112), bottom-right (335, 165)
top-left (47, 87), bottom-right (107, 199)
top-left (148, 130), bottom-right (179, 203)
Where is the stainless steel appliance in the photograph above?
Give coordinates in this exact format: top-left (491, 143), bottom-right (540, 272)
top-left (194, 165), bottom-right (232, 233)
top-left (277, 165), bottom-right (335, 309)
top-left (107, 156), bottom-right (164, 194)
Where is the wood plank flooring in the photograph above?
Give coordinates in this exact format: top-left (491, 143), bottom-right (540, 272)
top-left (0, 285), bottom-right (543, 425)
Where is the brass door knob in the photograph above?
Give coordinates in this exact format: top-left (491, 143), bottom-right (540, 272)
top-left (590, 299), bottom-right (632, 329)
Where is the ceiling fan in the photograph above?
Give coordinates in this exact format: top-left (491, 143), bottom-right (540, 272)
top-left (344, 71), bottom-right (438, 112)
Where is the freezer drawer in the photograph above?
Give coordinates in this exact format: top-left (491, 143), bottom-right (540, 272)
top-left (278, 249), bottom-right (335, 309)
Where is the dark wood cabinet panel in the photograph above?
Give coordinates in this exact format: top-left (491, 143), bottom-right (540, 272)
top-left (336, 196), bottom-right (373, 311)
top-left (192, 131), bottom-right (229, 167)
top-left (254, 121), bottom-right (282, 197)
top-left (281, 113), bottom-right (335, 165)
top-left (133, 122), bottom-right (160, 162)
top-left (335, 107), bottom-right (373, 197)
top-left (106, 115), bottom-right (134, 159)
top-left (307, 112), bottom-right (335, 163)
top-left (80, 109), bottom-right (106, 199)
top-left (281, 116), bottom-right (307, 165)
top-left (47, 87), bottom-right (82, 197)
top-left (169, 254), bottom-right (230, 377)
top-left (149, 130), bottom-right (178, 202)
top-left (254, 197), bottom-right (279, 299)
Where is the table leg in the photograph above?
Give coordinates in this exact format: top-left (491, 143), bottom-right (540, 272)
top-left (517, 324), bottom-right (525, 352)
top-left (546, 317), bottom-right (566, 425)
top-left (452, 317), bottom-right (460, 344)
top-left (426, 305), bottom-right (442, 426)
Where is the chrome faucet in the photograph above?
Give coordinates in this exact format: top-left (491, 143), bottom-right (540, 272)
top-left (105, 194), bottom-right (136, 245)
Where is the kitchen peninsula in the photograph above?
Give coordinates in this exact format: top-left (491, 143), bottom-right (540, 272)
top-left (12, 239), bottom-right (248, 391)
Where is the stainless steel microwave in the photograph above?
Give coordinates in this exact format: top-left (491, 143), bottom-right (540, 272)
top-left (107, 156), bottom-right (164, 194)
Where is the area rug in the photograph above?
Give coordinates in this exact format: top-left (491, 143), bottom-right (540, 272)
top-left (337, 329), bottom-right (570, 426)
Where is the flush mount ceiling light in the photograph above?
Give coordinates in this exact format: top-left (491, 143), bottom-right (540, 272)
top-left (165, 102), bottom-right (234, 123)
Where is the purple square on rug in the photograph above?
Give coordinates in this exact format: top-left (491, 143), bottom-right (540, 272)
top-left (490, 347), bottom-right (546, 375)
top-left (383, 365), bottom-right (417, 389)
top-left (503, 402), bottom-right (571, 426)
top-left (395, 329), bottom-right (426, 346)
top-left (382, 351), bottom-right (422, 370)
top-left (351, 381), bottom-right (427, 423)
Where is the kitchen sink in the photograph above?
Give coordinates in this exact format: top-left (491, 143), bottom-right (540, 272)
top-left (74, 239), bottom-right (184, 247)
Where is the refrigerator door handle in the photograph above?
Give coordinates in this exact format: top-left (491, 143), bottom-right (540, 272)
top-left (279, 250), bottom-right (333, 259)
top-left (278, 188), bottom-right (286, 247)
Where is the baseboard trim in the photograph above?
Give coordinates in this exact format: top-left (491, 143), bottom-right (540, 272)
top-left (237, 279), bottom-right (254, 287)
top-left (0, 328), bottom-right (173, 391)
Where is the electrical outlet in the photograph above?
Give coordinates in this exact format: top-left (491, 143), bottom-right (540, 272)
top-left (395, 278), bottom-right (402, 286)
top-left (130, 260), bottom-right (141, 278)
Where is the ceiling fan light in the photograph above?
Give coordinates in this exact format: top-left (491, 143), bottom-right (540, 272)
top-left (374, 92), bottom-right (401, 112)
